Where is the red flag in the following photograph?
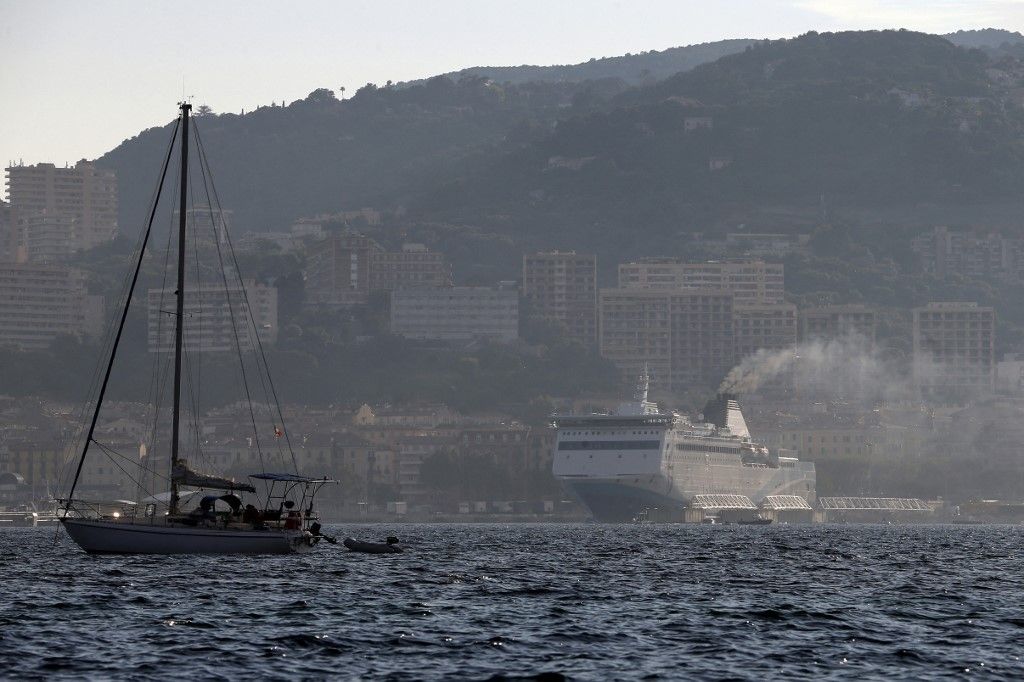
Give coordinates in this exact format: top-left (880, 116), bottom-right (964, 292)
top-left (274, 425), bottom-right (283, 438)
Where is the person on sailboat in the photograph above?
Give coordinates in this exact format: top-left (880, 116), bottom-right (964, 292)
top-left (242, 504), bottom-right (265, 529)
top-left (283, 500), bottom-right (301, 530)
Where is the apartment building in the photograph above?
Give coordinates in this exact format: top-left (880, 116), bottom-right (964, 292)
top-left (522, 251), bottom-right (597, 346)
top-left (599, 288), bottom-right (734, 391)
top-left (305, 233), bottom-right (449, 307)
top-left (0, 200), bottom-right (13, 262)
top-left (5, 160), bottom-right (118, 256)
top-left (390, 286), bottom-right (518, 343)
top-left (618, 258), bottom-right (784, 304)
top-left (0, 263), bottom-right (104, 349)
top-left (305, 232), bottom-right (381, 307)
top-left (370, 243), bottom-right (450, 292)
top-left (800, 304), bottom-right (877, 345)
top-left (733, 302), bottom-right (798, 360)
top-left (912, 226), bottom-right (1018, 281)
top-left (913, 302), bottom-right (995, 398)
top-left (147, 279), bottom-right (277, 353)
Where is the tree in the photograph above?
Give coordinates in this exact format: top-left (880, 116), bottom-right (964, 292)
top-left (195, 104), bottom-right (214, 116)
top-left (339, 86), bottom-right (346, 100)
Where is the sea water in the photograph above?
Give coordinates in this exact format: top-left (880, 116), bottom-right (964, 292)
top-left (1, 524), bottom-right (1021, 679)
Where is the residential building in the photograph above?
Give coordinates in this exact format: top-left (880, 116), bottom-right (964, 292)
top-left (18, 211), bottom-right (76, 263)
top-left (522, 251), bottom-right (597, 346)
top-left (175, 205), bottom-right (232, 246)
top-left (0, 263), bottom-right (104, 349)
top-left (599, 288), bottom-right (734, 391)
top-left (304, 232), bottom-right (382, 307)
top-left (725, 233), bottom-right (810, 258)
top-left (147, 279), bottom-right (277, 353)
top-left (390, 286), bottom-right (518, 343)
top-left (913, 302), bottom-right (995, 398)
top-left (370, 243), bottom-right (450, 292)
top-left (618, 258), bottom-right (784, 304)
top-left (0, 439), bottom-right (64, 490)
top-left (304, 233), bottom-right (449, 307)
top-left (800, 304), bottom-right (877, 345)
top-left (683, 116), bottom-right (713, 132)
top-left (0, 200), bottom-right (13, 262)
top-left (5, 160), bottom-right (118, 256)
top-left (911, 226), bottom-right (1023, 281)
top-left (733, 302), bottom-right (798, 360)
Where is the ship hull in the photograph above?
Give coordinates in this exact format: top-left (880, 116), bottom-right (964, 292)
top-left (560, 462), bottom-right (816, 523)
top-left (560, 478), bottom-right (681, 523)
top-left (61, 518), bottom-right (317, 555)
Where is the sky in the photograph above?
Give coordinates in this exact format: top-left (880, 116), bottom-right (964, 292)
top-left (1, 0), bottom-right (1023, 199)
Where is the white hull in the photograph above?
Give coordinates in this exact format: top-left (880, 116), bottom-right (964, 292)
top-left (61, 518), bottom-right (317, 555)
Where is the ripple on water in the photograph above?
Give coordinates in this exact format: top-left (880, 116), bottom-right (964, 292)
top-left (1, 524), bottom-right (1023, 678)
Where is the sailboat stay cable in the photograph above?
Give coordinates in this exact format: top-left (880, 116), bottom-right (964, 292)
top-left (192, 121), bottom-right (300, 475)
top-left (141, 161), bottom-right (181, 499)
top-left (63, 117), bottom-right (181, 511)
top-left (91, 439), bottom-right (162, 496)
top-left (58, 137), bottom-right (180, 494)
top-left (184, 159), bottom-right (204, 465)
top-left (190, 124), bottom-right (272, 478)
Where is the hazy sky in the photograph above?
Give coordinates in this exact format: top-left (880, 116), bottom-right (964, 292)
top-left (2, 0), bottom-right (1023, 198)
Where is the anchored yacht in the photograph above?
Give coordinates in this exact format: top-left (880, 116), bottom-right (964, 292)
top-left (552, 370), bottom-right (815, 522)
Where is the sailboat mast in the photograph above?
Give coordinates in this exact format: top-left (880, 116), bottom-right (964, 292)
top-left (169, 102), bottom-right (191, 515)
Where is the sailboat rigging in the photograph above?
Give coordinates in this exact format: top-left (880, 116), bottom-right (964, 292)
top-left (59, 102), bottom-right (335, 554)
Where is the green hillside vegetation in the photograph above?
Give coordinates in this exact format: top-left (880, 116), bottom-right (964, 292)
top-left (100, 76), bottom-right (625, 237)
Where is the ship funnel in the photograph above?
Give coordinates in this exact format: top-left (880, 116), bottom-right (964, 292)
top-left (702, 392), bottom-right (751, 438)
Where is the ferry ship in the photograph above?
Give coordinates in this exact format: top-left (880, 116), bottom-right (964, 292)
top-left (552, 370), bottom-right (816, 522)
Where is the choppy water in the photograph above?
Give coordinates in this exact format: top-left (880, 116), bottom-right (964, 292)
top-left (1, 524), bottom-right (1022, 679)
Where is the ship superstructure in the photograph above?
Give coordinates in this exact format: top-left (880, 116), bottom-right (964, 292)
top-left (552, 370), bottom-right (815, 522)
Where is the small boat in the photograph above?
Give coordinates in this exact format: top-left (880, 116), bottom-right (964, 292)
top-left (343, 536), bottom-right (403, 554)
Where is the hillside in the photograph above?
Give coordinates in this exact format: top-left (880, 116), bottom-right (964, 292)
top-left (99, 77), bottom-right (621, 235)
top-left (95, 30), bottom-right (1024, 276)
top-left (433, 39), bottom-right (755, 85)
top-left (412, 31), bottom-right (1024, 256)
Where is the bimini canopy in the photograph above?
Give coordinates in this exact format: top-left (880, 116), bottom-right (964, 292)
top-left (199, 494), bottom-right (243, 514)
top-left (249, 473), bottom-right (338, 483)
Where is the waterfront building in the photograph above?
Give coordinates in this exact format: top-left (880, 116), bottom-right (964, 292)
top-left (147, 279), bottom-right (277, 353)
top-left (389, 286), bottom-right (518, 343)
top-left (522, 251), bottom-right (597, 347)
top-left (0, 263), bottom-right (104, 349)
top-left (913, 302), bottom-right (995, 398)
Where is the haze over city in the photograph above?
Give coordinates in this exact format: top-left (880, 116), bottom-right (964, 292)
top-left (3, 0), bottom-right (1024, 184)
top-left (4, 1), bottom-right (1024, 678)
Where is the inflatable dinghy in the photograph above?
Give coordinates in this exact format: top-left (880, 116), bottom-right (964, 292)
top-left (343, 536), bottom-right (403, 554)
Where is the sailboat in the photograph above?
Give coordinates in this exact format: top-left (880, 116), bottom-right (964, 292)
top-left (59, 102), bottom-right (335, 554)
